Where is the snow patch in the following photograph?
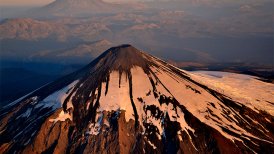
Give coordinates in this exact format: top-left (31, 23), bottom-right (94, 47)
top-left (38, 80), bottom-right (78, 111)
top-left (152, 68), bottom-right (272, 144)
top-left (49, 110), bottom-right (72, 123)
top-left (86, 112), bottom-right (104, 135)
top-left (147, 140), bottom-right (157, 149)
top-left (191, 71), bottom-right (274, 116)
top-left (16, 97), bottom-right (38, 119)
top-left (99, 71), bottom-right (134, 122)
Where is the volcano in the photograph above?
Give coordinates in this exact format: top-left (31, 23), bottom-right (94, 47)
top-left (31, 0), bottom-right (145, 17)
top-left (0, 45), bottom-right (273, 153)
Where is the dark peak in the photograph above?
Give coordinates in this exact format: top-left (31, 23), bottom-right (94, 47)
top-left (110, 44), bottom-right (134, 50)
top-left (97, 44), bottom-right (149, 71)
top-left (109, 44), bottom-right (140, 57)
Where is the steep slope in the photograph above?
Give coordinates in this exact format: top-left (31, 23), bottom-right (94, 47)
top-left (0, 45), bottom-right (273, 153)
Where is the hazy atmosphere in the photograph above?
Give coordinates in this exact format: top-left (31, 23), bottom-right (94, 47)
top-left (0, 0), bottom-right (274, 153)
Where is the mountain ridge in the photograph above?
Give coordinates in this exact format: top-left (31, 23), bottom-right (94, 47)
top-left (29, 0), bottom-right (146, 17)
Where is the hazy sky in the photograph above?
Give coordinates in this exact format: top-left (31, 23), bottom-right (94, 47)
top-left (0, 0), bottom-right (54, 6)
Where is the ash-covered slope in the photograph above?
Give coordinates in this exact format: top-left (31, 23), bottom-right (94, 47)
top-left (0, 45), bottom-right (274, 153)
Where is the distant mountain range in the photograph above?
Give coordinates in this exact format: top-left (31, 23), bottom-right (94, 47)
top-left (28, 0), bottom-right (146, 17)
top-left (0, 18), bottom-right (110, 41)
top-left (30, 39), bottom-right (113, 62)
top-left (0, 0), bottom-right (273, 65)
top-left (1, 16), bottom-right (272, 65)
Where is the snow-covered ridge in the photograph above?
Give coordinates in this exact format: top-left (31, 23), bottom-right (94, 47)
top-left (47, 65), bottom-right (273, 150)
top-left (191, 71), bottom-right (274, 116)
